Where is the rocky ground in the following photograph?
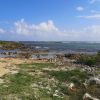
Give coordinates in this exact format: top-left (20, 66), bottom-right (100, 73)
top-left (0, 58), bottom-right (100, 100)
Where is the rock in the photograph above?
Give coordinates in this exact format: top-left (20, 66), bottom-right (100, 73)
top-left (68, 83), bottom-right (76, 91)
top-left (55, 90), bottom-right (59, 93)
top-left (53, 93), bottom-right (63, 98)
top-left (83, 93), bottom-right (99, 100)
top-left (31, 83), bottom-right (39, 88)
top-left (10, 70), bottom-right (18, 74)
top-left (53, 93), bottom-right (59, 97)
top-left (88, 77), bottom-right (100, 85)
top-left (83, 93), bottom-right (92, 100)
top-left (0, 78), bottom-right (4, 84)
top-left (83, 82), bottom-right (88, 88)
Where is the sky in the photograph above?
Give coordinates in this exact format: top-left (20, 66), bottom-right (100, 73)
top-left (0, 0), bottom-right (100, 41)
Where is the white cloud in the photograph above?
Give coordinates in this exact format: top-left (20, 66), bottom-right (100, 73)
top-left (77, 14), bottom-right (100, 19)
top-left (14, 19), bottom-right (87, 41)
top-left (13, 19), bottom-right (61, 41)
top-left (1, 19), bottom-right (100, 41)
top-left (84, 25), bottom-right (100, 34)
top-left (76, 6), bottom-right (84, 11)
top-left (91, 10), bottom-right (100, 14)
top-left (0, 28), bottom-right (5, 33)
top-left (7, 20), bottom-right (100, 41)
top-left (14, 19), bottom-right (59, 35)
top-left (89, 0), bottom-right (100, 4)
top-left (62, 25), bottom-right (100, 41)
top-left (13, 20), bottom-right (100, 41)
top-left (82, 25), bottom-right (100, 40)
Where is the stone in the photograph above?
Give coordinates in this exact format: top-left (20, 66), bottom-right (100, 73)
top-left (0, 78), bottom-right (4, 84)
top-left (83, 93), bottom-right (99, 100)
top-left (88, 77), bottom-right (100, 85)
top-left (68, 83), bottom-right (76, 91)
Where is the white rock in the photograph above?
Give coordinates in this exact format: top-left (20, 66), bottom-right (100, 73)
top-left (53, 93), bottom-right (62, 98)
top-left (0, 79), bottom-right (4, 84)
top-left (10, 70), bottom-right (18, 74)
top-left (89, 77), bottom-right (100, 85)
top-left (83, 93), bottom-right (92, 100)
top-left (83, 93), bottom-right (99, 100)
top-left (68, 83), bottom-right (75, 90)
top-left (55, 90), bottom-right (59, 93)
top-left (53, 93), bottom-right (59, 97)
top-left (31, 83), bottom-right (39, 88)
top-left (93, 98), bottom-right (100, 100)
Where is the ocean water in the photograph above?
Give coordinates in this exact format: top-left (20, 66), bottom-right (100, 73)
top-left (1, 41), bottom-right (100, 58)
top-left (20, 41), bottom-right (100, 53)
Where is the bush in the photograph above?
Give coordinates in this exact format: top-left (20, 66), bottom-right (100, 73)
top-left (48, 70), bottom-right (88, 82)
top-left (77, 55), bottom-right (96, 66)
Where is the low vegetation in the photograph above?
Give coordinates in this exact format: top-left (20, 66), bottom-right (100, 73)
top-left (0, 71), bottom-right (37, 99)
top-left (48, 70), bottom-right (88, 82)
top-left (77, 55), bottom-right (97, 66)
top-left (0, 41), bottom-right (25, 50)
top-left (18, 62), bottom-right (56, 70)
top-left (0, 54), bottom-right (99, 99)
top-left (77, 51), bottom-right (100, 66)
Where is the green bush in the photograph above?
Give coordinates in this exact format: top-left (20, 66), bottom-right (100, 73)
top-left (48, 70), bottom-right (88, 82)
top-left (77, 55), bottom-right (97, 66)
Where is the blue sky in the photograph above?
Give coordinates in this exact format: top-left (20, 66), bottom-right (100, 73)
top-left (0, 0), bottom-right (100, 41)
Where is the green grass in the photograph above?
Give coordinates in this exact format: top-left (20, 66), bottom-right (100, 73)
top-left (0, 61), bottom-right (99, 100)
top-left (0, 60), bottom-right (6, 63)
top-left (18, 62), bottom-right (56, 70)
top-left (0, 41), bottom-right (24, 50)
top-left (48, 69), bottom-right (88, 83)
top-left (0, 71), bottom-right (39, 99)
top-left (0, 66), bottom-right (59, 100)
top-left (0, 71), bottom-right (34, 94)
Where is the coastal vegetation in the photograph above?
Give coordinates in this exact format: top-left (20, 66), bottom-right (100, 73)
top-left (48, 69), bottom-right (88, 82)
top-left (0, 57), bottom-right (99, 100)
top-left (0, 41), bottom-right (26, 50)
top-left (77, 51), bottom-right (100, 66)
top-left (0, 41), bottom-right (100, 99)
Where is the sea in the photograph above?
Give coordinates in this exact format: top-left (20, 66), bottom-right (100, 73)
top-left (1, 41), bottom-right (100, 58)
top-left (20, 41), bottom-right (100, 54)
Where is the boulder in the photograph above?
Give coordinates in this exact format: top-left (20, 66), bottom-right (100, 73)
top-left (68, 83), bottom-right (76, 91)
top-left (83, 93), bottom-right (99, 100)
top-left (88, 77), bottom-right (100, 85)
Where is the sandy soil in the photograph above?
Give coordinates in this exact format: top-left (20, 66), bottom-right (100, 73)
top-left (0, 58), bottom-right (27, 77)
top-left (0, 58), bottom-right (48, 77)
top-left (0, 62), bottom-right (9, 77)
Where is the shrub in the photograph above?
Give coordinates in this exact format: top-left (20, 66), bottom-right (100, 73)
top-left (77, 55), bottom-right (96, 66)
top-left (48, 70), bottom-right (88, 82)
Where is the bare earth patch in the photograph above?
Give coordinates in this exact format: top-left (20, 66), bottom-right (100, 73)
top-left (0, 58), bottom-right (30, 77)
top-left (0, 58), bottom-right (49, 77)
